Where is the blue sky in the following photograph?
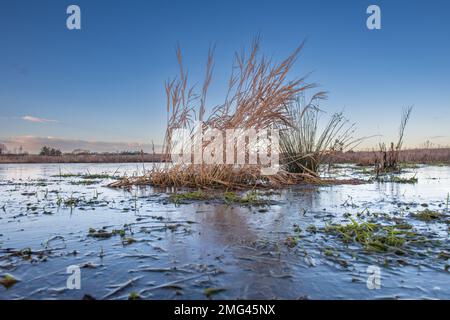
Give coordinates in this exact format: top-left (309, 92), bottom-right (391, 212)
top-left (1, 0), bottom-right (449, 152)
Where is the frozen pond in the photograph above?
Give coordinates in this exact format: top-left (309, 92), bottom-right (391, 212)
top-left (0, 163), bottom-right (448, 299)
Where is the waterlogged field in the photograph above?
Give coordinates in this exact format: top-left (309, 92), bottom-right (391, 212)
top-left (0, 163), bottom-right (449, 299)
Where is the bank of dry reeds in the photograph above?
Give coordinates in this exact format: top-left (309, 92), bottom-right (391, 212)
top-left (327, 147), bottom-right (450, 166)
top-left (108, 164), bottom-right (323, 189)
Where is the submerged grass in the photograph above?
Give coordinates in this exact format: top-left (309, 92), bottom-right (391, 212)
top-left (88, 227), bottom-right (128, 239)
top-left (53, 173), bottom-right (117, 180)
top-left (224, 191), bottom-right (268, 206)
top-left (204, 287), bottom-right (227, 298)
top-left (374, 175), bottom-right (418, 184)
top-left (411, 209), bottom-right (442, 222)
top-left (69, 179), bottom-right (101, 186)
top-left (438, 251), bottom-right (450, 260)
top-left (324, 218), bottom-right (417, 253)
top-left (59, 196), bottom-right (82, 207)
top-left (169, 190), bottom-right (211, 204)
top-left (0, 274), bottom-right (19, 289)
top-left (128, 291), bottom-right (141, 300)
top-left (168, 189), bottom-right (270, 206)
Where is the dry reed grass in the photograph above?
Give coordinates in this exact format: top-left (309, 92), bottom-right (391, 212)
top-left (108, 164), bottom-right (322, 189)
top-left (111, 38), bottom-right (326, 189)
top-left (374, 107), bottom-right (413, 174)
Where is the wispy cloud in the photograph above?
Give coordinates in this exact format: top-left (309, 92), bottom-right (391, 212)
top-left (21, 115), bottom-right (58, 123)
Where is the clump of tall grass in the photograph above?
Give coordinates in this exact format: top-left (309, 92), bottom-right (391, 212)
top-left (279, 94), bottom-right (360, 176)
top-left (116, 38), bottom-right (325, 189)
top-left (109, 38), bottom-right (364, 190)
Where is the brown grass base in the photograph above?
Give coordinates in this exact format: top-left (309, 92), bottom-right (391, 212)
top-left (107, 164), bottom-right (367, 190)
top-left (107, 164), bottom-right (323, 190)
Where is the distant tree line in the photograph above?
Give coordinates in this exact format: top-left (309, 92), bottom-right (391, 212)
top-left (0, 145), bottom-right (153, 156)
top-left (39, 146), bottom-right (62, 156)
